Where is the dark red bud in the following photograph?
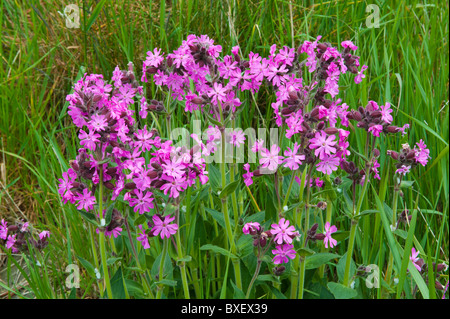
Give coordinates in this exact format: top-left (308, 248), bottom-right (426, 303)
top-left (386, 126), bottom-right (400, 133)
top-left (70, 160), bottom-right (80, 171)
top-left (387, 150), bottom-right (399, 160)
top-left (353, 111), bottom-right (363, 122)
top-left (104, 182), bottom-right (115, 190)
top-left (324, 127), bottom-right (339, 135)
top-left (315, 233), bottom-right (326, 240)
top-left (125, 182), bottom-right (136, 190)
top-left (7, 225), bottom-right (19, 232)
top-left (373, 148), bottom-right (381, 158)
top-left (147, 171), bottom-right (159, 179)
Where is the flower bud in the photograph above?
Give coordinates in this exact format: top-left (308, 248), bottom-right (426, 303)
top-left (104, 182), bottom-right (115, 190)
top-left (147, 170), bottom-right (159, 179)
top-left (324, 127), bottom-right (339, 135)
top-left (387, 150), bottom-right (399, 160)
top-left (273, 266), bottom-right (286, 276)
top-left (317, 121), bottom-right (325, 131)
top-left (352, 111), bottom-right (363, 122)
top-left (373, 148), bottom-right (380, 158)
top-left (125, 182), bottom-right (136, 190)
top-left (317, 201), bottom-right (327, 210)
top-left (386, 126), bottom-right (400, 134)
top-left (7, 225), bottom-right (19, 232)
top-left (70, 160), bottom-right (80, 171)
top-left (435, 281), bottom-right (445, 291)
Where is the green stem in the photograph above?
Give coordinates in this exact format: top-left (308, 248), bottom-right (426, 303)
top-left (220, 128), bottom-right (242, 290)
top-left (175, 205), bottom-right (191, 299)
top-left (343, 144), bottom-right (372, 287)
top-left (297, 164), bottom-right (314, 299)
top-left (98, 169), bottom-right (113, 299)
top-left (343, 218), bottom-right (358, 287)
top-left (385, 175), bottom-right (402, 286)
top-left (282, 171), bottom-right (297, 209)
top-left (156, 238), bottom-right (169, 299)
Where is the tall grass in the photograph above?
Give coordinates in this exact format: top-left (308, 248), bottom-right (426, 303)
top-left (0, 0), bottom-right (448, 299)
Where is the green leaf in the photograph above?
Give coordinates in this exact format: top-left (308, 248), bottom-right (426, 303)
top-left (204, 207), bottom-right (232, 230)
top-left (125, 279), bottom-right (144, 298)
top-left (305, 253), bottom-right (340, 269)
top-left (220, 180), bottom-right (240, 198)
top-left (243, 210), bottom-right (265, 224)
top-left (107, 257), bottom-right (122, 266)
top-left (110, 267), bottom-right (126, 299)
top-left (327, 282), bottom-right (357, 299)
top-left (134, 214), bottom-right (147, 226)
top-left (393, 229), bottom-right (408, 239)
top-left (156, 279), bottom-right (178, 287)
top-left (78, 210), bottom-right (99, 227)
top-left (373, 187), bottom-right (402, 275)
top-left (76, 255), bottom-right (96, 278)
top-left (231, 280), bottom-right (246, 299)
top-left (200, 244), bottom-right (238, 259)
top-left (400, 180), bottom-right (415, 188)
top-left (332, 231), bottom-right (350, 242)
top-left (85, 0), bottom-right (108, 32)
top-left (104, 201), bottom-right (115, 226)
top-left (337, 253), bottom-right (356, 284)
top-left (297, 247), bottom-right (315, 257)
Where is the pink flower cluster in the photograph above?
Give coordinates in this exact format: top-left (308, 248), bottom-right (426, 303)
top-left (59, 64), bottom-right (208, 226)
top-left (0, 219), bottom-right (50, 253)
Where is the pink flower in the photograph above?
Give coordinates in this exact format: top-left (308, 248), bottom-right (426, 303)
top-left (137, 225), bottom-right (150, 249)
top-left (341, 40), bottom-right (358, 51)
top-left (251, 139), bottom-right (264, 153)
top-left (410, 247), bottom-right (423, 272)
top-left (271, 218), bottom-right (296, 245)
top-left (88, 114), bottom-right (108, 132)
top-left (260, 144), bottom-right (284, 172)
top-left (243, 222), bottom-right (260, 235)
top-left (414, 139), bottom-right (430, 166)
top-left (368, 124), bottom-right (383, 137)
top-left (380, 102), bottom-right (393, 124)
top-left (144, 48), bottom-right (164, 68)
top-left (283, 142), bottom-right (305, 170)
top-left (396, 165), bottom-right (411, 176)
top-left (151, 214), bottom-right (178, 239)
top-left (309, 131), bottom-right (337, 159)
top-left (243, 163), bottom-right (254, 186)
top-left (74, 188), bottom-right (96, 211)
top-left (272, 244), bottom-right (296, 264)
top-left (0, 219), bottom-right (8, 240)
top-left (323, 222), bottom-right (337, 248)
top-left (128, 190), bottom-right (154, 215)
top-left (79, 129), bottom-right (101, 151)
top-left (355, 65), bottom-right (368, 84)
top-left (228, 129), bottom-right (246, 148)
top-left (207, 82), bottom-right (227, 106)
top-left (6, 234), bottom-right (16, 250)
top-left (316, 154), bottom-right (340, 175)
top-left (39, 231), bottom-right (50, 240)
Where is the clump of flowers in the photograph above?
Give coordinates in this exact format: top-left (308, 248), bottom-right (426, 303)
top-left (0, 218), bottom-right (50, 253)
top-left (55, 33), bottom-right (436, 299)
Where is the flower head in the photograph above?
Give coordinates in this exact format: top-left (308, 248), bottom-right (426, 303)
top-left (270, 218), bottom-right (296, 245)
top-left (151, 214), bottom-right (179, 239)
top-left (323, 222), bottom-right (338, 248)
top-left (272, 244), bottom-right (296, 264)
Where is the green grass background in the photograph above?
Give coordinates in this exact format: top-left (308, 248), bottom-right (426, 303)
top-left (0, 0), bottom-right (448, 298)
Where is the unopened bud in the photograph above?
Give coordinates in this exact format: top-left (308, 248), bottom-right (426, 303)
top-left (324, 127), bottom-right (339, 135)
top-left (273, 266), bottom-right (286, 276)
top-left (317, 201), bottom-right (327, 210)
top-left (125, 182), bottom-right (136, 190)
